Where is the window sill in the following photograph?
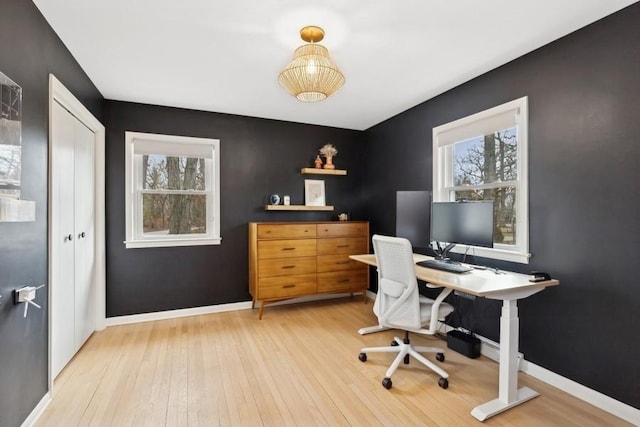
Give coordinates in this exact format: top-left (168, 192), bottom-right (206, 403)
top-left (124, 237), bottom-right (222, 249)
top-left (451, 245), bottom-right (530, 264)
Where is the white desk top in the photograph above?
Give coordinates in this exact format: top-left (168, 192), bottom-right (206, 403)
top-left (349, 254), bottom-right (559, 301)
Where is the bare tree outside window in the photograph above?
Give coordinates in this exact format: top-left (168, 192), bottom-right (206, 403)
top-left (452, 127), bottom-right (518, 245)
top-left (142, 155), bottom-right (207, 235)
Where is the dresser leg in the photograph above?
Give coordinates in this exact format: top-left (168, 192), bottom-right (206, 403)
top-left (258, 301), bottom-right (265, 320)
top-left (252, 298), bottom-right (256, 310)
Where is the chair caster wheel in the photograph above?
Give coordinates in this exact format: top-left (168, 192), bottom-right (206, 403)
top-left (436, 352), bottom-right (445, 362)
top-left (391, 340), bottom-right (399, 346)
top-left (382, 377), bottom-right (392, 389)
top-left (438, 378), bottom-right (449, 389)
top-left (358, 352), bottom-right (367, 362)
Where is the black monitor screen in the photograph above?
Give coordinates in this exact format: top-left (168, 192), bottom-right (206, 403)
top-left (430, 201), bottom-right (494, 248)
top-left (396, 191), bottom-right (431, 248)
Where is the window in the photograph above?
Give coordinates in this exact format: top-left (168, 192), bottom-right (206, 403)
top-left (125, 132), bottom-right (221, 248)
top-left (432, 97), bottom-right (528, 263)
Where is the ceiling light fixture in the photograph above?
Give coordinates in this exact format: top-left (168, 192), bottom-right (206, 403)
top-left (278, 26), bottom-right (345, 102)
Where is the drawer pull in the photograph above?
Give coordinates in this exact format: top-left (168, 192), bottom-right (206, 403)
top-left (282, 265), bottom-right (296, 269)
top-left (337, 244), bottom-right (350, 248)
top-left (336, 260), bottom-right (349, 265)
top-left (337, 279), bottom-right (350, 283)
top-left (282, 284), bottom-right (296, 288)
top-left (281, 247), bottom-right (296, 251)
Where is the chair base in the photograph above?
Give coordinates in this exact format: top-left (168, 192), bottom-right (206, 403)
top-left (357, 324), bottom-right (390, 335)
top-left (359, 335), bottom-right (449, 389)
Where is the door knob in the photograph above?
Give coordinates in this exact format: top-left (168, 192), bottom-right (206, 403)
top-left (78, 232), bottom-right (86, 239)
top-left (65, 234), bottom-right (73, 241)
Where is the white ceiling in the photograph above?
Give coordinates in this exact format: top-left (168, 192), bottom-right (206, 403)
top-left (33, 0), bottom-right (637, 131)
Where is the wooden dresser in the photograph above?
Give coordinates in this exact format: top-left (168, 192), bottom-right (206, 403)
top-left (248, 221), bottom-right (370, 318)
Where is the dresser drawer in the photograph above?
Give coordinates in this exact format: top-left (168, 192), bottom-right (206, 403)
top-left (258, 256), bottom-right (317, 277)
top-left (317, 222), bottom-right (368, 238)
top-left (258, 239), bottom-right (317, 259)
top-left (317, 237), bottom-right (367, 255)
top-left (257, 223), bottom-right (317, 239)
top-left (317, 254), bottom-right (364, 273)
top-left (317, 270), bottom-right (368, 293)
top-left (258, 274), bottom-right (317, 299)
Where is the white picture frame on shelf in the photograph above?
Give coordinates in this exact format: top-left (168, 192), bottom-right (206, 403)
top-left (304, 179), bottom-right (326, 206)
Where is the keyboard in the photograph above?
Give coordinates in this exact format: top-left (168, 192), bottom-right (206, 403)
top-left (416, 259), bottom-right (473, 273)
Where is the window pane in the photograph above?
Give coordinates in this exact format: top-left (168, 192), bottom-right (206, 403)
top-left (143, 194), bottom-right (207, 235)
top-left (453, 127), bottom-right (517, 186)
top-left (454, 187), bottom-right (516, 245)
top-left (143, 155), bottom-right (206, 190)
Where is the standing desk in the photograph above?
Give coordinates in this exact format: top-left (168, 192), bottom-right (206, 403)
top-left (349, 253), bottom-right (559, 422)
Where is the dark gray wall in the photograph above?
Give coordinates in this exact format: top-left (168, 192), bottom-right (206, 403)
top-left (363, 3), bottom-right (640, 409)
top-left (0, 0), bottom-right (103, 425)
top-left (104, 101), bottom-right (365, 316)
top-left (3, 0), bottom-right (640, 423)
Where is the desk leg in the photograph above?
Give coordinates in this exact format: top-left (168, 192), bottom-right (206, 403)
top-left (471, 299), bottom-right (539, 421)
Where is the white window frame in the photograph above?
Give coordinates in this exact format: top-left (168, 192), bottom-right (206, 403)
top-left (124, 131), bottom-right (221, 249)
top-left (432, 96), bottom-right (529, 264)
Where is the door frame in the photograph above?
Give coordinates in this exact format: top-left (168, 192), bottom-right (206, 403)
top-left (48, 74), bottom-right (106, 391)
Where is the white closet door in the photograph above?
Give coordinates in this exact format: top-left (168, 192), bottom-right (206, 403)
top-left (51, 100), bottom-right (97, 379)
top-left (74, 119), bottom-right (96, 348)
top-left (51, 101), bottom-right (77, 378)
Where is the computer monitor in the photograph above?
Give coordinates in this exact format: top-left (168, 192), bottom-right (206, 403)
top-left (430, 201), bottom-right (494, 259)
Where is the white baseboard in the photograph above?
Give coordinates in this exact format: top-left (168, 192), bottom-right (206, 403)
top-left (21, 391), bottom-right (51, 427)
top-left (105, 292), bottom-right (368, 327)
top-left (476, 333), bottom-right (524, 368)
top-left (105, 301), bottom-right (253, 326)
top-left (519, 359), bottom-right (640, 425)
top-left (442, 326), bottom-right (640, 425)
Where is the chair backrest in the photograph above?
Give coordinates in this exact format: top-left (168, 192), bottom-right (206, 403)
top-left (372, 234), bottom-right (422, 330)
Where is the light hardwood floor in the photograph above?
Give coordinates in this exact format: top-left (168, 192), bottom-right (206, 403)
top-left (38, 297), bottom-right (631, 426)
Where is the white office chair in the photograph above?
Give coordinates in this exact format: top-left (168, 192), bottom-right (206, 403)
top-left (358, 234), bottom-right (454, 389)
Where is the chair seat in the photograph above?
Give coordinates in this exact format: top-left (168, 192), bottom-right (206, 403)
top-left (419, 296), bottom-right (454, 325)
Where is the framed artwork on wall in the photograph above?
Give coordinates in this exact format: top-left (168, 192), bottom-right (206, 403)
top-left (0, 70), bottom-right (34, 222)
top-left (304, 179), bottom-right (325, 206)
top-left (0, 70), bottom-right (22, 199)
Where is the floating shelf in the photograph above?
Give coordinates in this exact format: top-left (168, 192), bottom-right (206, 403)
top-left (265, 205), bottom-right (335, 211)
top-left (300, 168), bottom-right (347, 176)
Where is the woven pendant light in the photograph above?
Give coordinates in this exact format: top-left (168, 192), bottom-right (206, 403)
top-left (278, 26), bottom-right (345, 102)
